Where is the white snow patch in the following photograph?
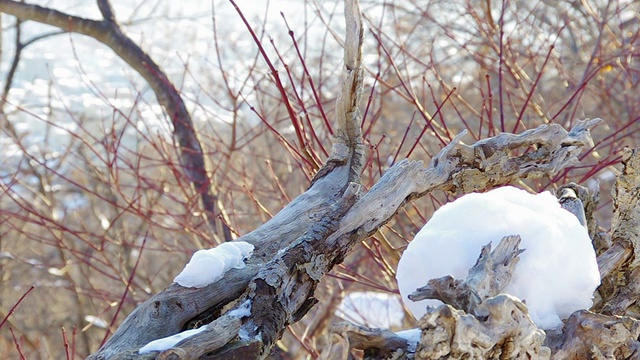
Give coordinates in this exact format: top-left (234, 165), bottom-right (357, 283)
top-left (396, 328), bottom-right (421, 353)
top-left (238, 327), bottom-right (251, 341)
top-left (396, 186), bottom-right (600, 330)
top-left (227, 300), bottom-right (252, 318)
top-left (138, 325), bottom-right (207, 354)
top-left (174, 241), bottom-right (254, 288)
top-left (335, 291), bottom-right (405, 329)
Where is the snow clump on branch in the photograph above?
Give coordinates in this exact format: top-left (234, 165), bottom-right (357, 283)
top-left (396, 186), bottom-right (600, 329)
top-left (174, 241), bottom-right (254, 288)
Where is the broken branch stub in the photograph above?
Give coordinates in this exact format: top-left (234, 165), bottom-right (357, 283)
top-left (416, 295), bottom-right (550, 360)
top-left (408, 235), bottom-right (523, 318)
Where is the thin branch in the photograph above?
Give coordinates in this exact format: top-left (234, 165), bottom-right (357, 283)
top-left (0, 285), bottom-right (35, 329)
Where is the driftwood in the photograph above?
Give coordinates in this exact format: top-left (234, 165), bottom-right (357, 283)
top-left (336, 149), bottom-right (640, 359)
top-left (416, 295), bottom-right (550, 360)
top-left (319, 322), bottom-right (410, 360)
top-left (408, 235), bottom-right (523, 318)
top-left (323, 235), bottom-right (549, 360)
top-left (408, 236), bottom-right (551, 359)
top-left (598, 148), bottom-right (640, 317)
top-left (410, 235), bottom-right (550, 360)
top-left (78, 0), bottom-right (610, 359)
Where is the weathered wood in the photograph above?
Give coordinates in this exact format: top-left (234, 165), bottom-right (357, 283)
top-left (408, 235), bottom-right (523, 317)
top-left (416, 295), bottom-right (550, 359)
top-left (597, 148), bottom-right (640, 316)
top-left (550, 310), bottom-right (640, 359)
top-left (403, 235), bottom-right (549, 359)
top-left (319, 322), bottom-right (410, 360)
top-left (466, 235), bottom-right (524, 304)
top-left (611, 148), bottom-right (640, 266)
top-left (434, 118), bottom-right (601, 195)
top-left (409, 275), bottom-right (479, 317)
top-left (155, 315), bottom-right (241, 360)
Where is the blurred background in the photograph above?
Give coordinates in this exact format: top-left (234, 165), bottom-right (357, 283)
top-left (0, 0), bottom-right (638, 358)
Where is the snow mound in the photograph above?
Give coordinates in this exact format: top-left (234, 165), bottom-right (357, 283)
top-left (396, 186), bottom-right (600, 329)
top-left (174, 241), bottom-right (254, 288)
top-left (335, 291), bottom-right (405, 328)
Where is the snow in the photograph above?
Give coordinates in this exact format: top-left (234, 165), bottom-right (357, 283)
top-left (138, 300), bottom-right (252, 354)
top-left (174, 241), bottom-right (254, 288)
top-left (335, 291), bottom-right (405, 328)
top-left (396, 328), bottom-right (421, 352)
top-left (396, 186), bottom-right (601, 330)
top-left (227, 300), bottom-right (252, 318)
top-left (138, 325), bottom-right (207, 354)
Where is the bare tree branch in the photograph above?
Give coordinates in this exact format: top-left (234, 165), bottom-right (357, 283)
top-left (0, 0), bottom-right (231, 240)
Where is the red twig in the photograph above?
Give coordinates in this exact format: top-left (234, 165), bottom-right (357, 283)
top-left (512, 45), bottom-right (555, 133)
top-left (9, 327), bottom-right (26, 360)
top-left (282, 12), bottom-right (333, 136)
top-left (406, 87), bottom-right (456, 158)
top-left (497, 0), bottom-right (506, 132)
top-left (62, 327), bottom-right (71, 360)
top-left (0, 285), bottom-right (35, 329)
top-left (230, 0), bottom-right (315, 169)
top-left (99, 236), bottom-right (147, 347)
